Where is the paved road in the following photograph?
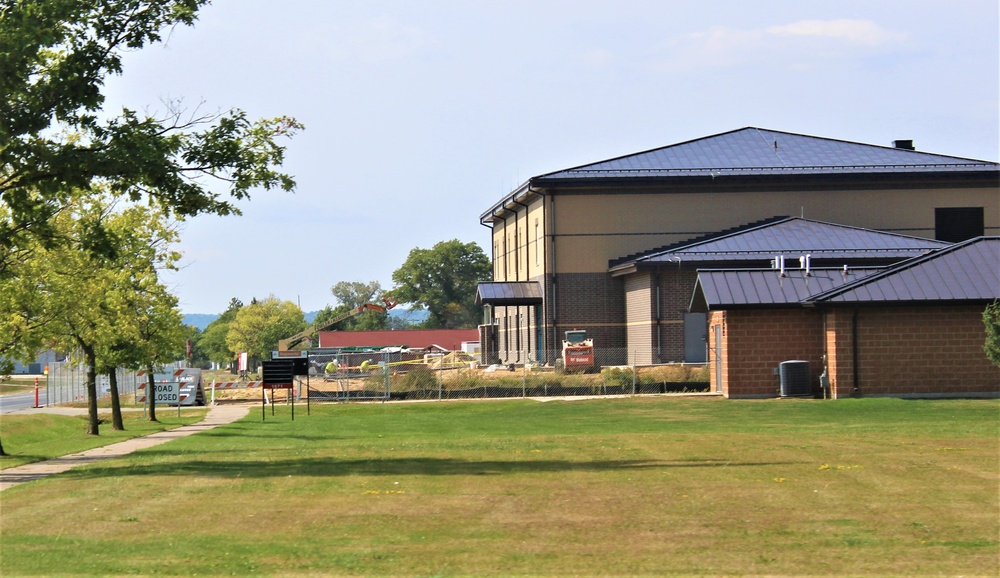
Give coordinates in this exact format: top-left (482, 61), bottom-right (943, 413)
top-left (0, 389), bottom-right (48, 414)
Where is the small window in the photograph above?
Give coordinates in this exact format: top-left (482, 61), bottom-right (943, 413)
top-left (534, 219), bottom-right (540, 266)
top-left (935, 207), bottom-right (984, 242)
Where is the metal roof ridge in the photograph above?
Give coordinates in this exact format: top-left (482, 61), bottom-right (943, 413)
top-left (544, 162), bottom-right (999, 173)
top-left (608, 216), bottom-right (794, 268)
top-left (806, 237), bottom-right (999, 303)
top-left (532, 127), bottom-right (760, 179)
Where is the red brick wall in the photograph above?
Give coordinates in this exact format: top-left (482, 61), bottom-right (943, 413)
top-left (710, 309), bottom-right (825, 398)
top-left (827, 306), bottom-right (1000, 398)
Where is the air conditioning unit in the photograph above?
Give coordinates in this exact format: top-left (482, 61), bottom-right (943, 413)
top-left (779, 360), bottom-right (810, 397)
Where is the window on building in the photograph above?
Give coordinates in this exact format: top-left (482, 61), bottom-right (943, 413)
top-left (514, 230), bottom-right (519, 277)
top-left (935, 207), bottom-right (984, 242)
top-left (534, 219), bottom-right (539, 266)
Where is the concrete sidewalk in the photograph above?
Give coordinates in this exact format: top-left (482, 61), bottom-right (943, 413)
top-left (0, 404), bottom-right (250, 491)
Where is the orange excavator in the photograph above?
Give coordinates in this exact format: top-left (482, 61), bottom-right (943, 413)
top-left (277, 296), bottom-right (397, 353)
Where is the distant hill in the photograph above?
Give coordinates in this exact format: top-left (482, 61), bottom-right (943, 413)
top-left (183, 308), bottom-right (428, 331)
top-left (183, 313), bottom-right (219, 330)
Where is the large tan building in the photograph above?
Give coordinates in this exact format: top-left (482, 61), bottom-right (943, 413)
top-left (477, 127), bottom-right (999, 367)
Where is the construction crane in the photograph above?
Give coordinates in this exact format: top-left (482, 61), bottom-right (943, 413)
top-left (277, 296), bottom-right (397, 352)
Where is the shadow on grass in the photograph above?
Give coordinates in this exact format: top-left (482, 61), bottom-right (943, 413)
top-left (61, 456), bottom-right (803, 480)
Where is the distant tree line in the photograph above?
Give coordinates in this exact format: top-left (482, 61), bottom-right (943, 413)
top-left (190, 239), bottom-right (492, 370)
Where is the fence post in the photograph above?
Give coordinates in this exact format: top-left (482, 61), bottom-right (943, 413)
top-left (522, 351), bottom-right (527, 398)
top-left (631, 349), bottom-right (636, 396)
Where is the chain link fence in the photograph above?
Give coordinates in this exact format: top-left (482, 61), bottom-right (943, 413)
top-left (304, 348), bottom-right (710, 403)
top-left (44, 361), bottom-right (188, 407)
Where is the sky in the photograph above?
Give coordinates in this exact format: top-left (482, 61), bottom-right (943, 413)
top-left (100, 0), bottom-right (1000, 315)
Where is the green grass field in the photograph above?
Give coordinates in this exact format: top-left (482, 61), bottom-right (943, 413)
top-left (1, 397), bottom-right (997, 576)
top-left (0, 410), bottom-right (208, 468)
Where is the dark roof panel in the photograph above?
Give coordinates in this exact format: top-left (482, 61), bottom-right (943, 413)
top-left (693, 268), bottom-right (882, 310)
top-left (812, 237), bottom-right (1000, 304)
top-left (539, 127), bottom-right (998, 182)
top-left (476, 282), bottom-right (543, 306)
top-left (612, 217), bottom-right (949, 270)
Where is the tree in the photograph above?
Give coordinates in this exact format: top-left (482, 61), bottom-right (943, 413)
top-left (391, 239), bottom-right (491, 328)
top-left (984, 301), bottom-right (1000, 367)
top-left (226, 296), bottom-right (305, 366)
top-left (0, 1), bottom-right (301, 270)
top-left (318, 280), bottom-right (391, 331)
top-left (331, 280), bottom-right (382, 308)
top-left (182, 325), bottom-right (210, 368)
top-left (27, 192), bottom-right (185, 433)
top-left (197, 298), bottom-right (243, 366)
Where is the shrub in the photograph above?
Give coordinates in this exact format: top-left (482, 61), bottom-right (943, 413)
top-left (396, 366), bottom-right (437, 392)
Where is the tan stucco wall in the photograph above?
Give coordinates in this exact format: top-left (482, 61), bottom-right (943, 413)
top-left (491, 197), bottom-right (546, 282)
top-left (550, 186), bottom-right (999, 272)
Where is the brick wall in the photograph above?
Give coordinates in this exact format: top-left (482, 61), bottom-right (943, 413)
top-left (657, 270), bottom-right (699, 362)
top-left (554, 272), bottom-right (627, 357)
top-left (827, 306), bottom-right (1000, 398)
top-left (712, 305), bottom-right (1000, 399)
top-left (710, 308), bottom-right (825, 398)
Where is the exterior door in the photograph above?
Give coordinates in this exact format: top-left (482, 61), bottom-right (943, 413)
top-left (684, 312), bottom-right (708, 363)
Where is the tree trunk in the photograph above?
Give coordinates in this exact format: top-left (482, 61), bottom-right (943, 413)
top-left (83, 345), bottom-right (99, 435)
top-left (108, 368), bottom-right (124, 430)
top-left (147, 364), bottom-right (157, 422)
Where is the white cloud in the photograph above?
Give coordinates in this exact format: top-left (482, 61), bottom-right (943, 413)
top-left (650, 19), bottom-right (906, 73)
top-left (766, 19), bottom-right (906, 46)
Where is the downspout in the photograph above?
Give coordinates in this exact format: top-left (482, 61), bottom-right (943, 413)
top-left (655, 265), bottom-right (662, 363)
top-left (549, 192), bottom-right (558, 361)
top-left (479, 211), bottom-right (498, 364)
top-left (502, 215), bottom-right (509, 281)
top-left (512, 197), bottom-right (530, 362)
top-left (539, 189), bottom-right (548, 363)
top-left (852, 308), bottom-right (860, 396)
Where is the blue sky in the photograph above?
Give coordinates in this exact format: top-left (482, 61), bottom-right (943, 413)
top-left (100, 0), bottom-right (999, 314)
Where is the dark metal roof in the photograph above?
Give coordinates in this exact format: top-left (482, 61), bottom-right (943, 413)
top-left (691, 237), bottom-right (1000, 310)
top-left (810, 237), bottom-right (1000, 304)
top-left (480, 127), bottom-right (999, 225)
top-left (476, 282), bottom-right (543, 306)
top-left (691, 268), bottom-right (882, 311)
top-left (611, 217), bottom-right (949, 273)
top-left (537, 127), bottom-right (998, 182)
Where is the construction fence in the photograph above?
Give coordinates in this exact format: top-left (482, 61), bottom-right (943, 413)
top-left (39, 352), bottom-right (711, 407)
top-left (44, 361), bottom-right (188, 407)
top-left (298, 348), bottom-right (711, 403)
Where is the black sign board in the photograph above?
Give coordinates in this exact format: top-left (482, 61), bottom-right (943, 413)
top-left (261, 359), bottom-right (295, 389)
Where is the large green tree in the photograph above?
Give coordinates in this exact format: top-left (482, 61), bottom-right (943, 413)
top-left (315, 280), bottom-right (390, 332)
top-left (226, 296), bottom-right (305, 366)
top-left (197, 298), bottom-right (243, 366)
top-left (391, 239), bottom-right (491, 328)
top-left (14, 192), bottom-right (185, 434)
top-left (0, 0), bottom-right (301, 269)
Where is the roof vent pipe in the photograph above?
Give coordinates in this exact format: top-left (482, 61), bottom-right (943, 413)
top-left (801, 254), bottom-right (811, 276)
top-left (892, 139), bottom-right (915, 151)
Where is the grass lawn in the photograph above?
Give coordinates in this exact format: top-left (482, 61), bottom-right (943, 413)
top-left (0, 397), bottom-right (996, 576)
top-left (0, 375), bottom-right (41, 395)
top-left (0, 410), bottom-right (208, 469)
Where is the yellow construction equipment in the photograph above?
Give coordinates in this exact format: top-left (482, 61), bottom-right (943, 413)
top-left (277, 296), bottom-right (397, 353)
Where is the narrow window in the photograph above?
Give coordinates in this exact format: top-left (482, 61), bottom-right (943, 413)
top-left (534, 219), bottom-right (540, 266)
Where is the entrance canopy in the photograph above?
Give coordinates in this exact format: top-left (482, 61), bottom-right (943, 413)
top-left (476, 282), bottom-right (543, 306)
